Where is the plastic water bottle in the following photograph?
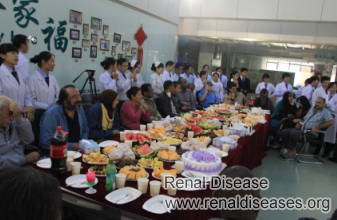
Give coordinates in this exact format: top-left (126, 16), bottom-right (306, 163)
top-left (50, 126), bottom-right (68, 177)
top-left (106, 159), bottom-right (116, 192)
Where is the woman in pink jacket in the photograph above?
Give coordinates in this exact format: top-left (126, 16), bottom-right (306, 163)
top-left (120, 86), bottom-right (151, 130)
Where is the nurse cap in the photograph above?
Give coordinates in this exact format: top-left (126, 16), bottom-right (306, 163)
top-left (155, 61), bottom-right (161, 67)
top-left (130, 60), bottom-right (138, 68)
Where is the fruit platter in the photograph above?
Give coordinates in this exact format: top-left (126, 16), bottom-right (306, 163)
top-left (153, 166), bottom-right (177, 179)
top-left (119, 165), bottom-right (149, 181)
top-left (183, 124), bottom-right (203, 135)
top-left (103, 145), bottom-right (117, 155)
top-left (235, 105), bottom-right (249, 111)
top-left (88, 165), bottom-right (106, 176)
top-left (82, 152), bottom-right (109, 164)
top-left (132, 144), bottom-right (157, 158)
top-left (159, 138), bottom-right (182, 146)
top-left (146, 131), bottom-right (166, 140)
top-left (157, 150), bottom-right (180, 162)
top-left (209, 115), bottom-right (227, 122)
top-left (216, 109), bottom-right (232, 116)
top-left (148, 127), bottom-right (166, 135)
top-left (166, 132), bottom-right (184, 139)
top-left (138, 157), bottom-right (163, 169)
top-left (116, 158), bottom-right (138, 169)
top-left (122, 132), bottom-right (151, 144)
top-left (185, 116), bottom-right (204, 123)
top-left (196, 122), bottom-right (218, 130)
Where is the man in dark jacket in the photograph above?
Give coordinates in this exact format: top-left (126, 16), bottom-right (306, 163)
top-left (171, 81), bottom-right (187, 114)
top-left (156, 81), bottom-right (176, 118)
top-left (238, 68), bottom-right (251, 96)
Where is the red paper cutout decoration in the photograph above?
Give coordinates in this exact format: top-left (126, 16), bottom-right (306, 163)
top-left (134, 25), bottom-right (147, 65)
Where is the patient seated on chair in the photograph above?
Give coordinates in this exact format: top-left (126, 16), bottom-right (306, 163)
top-left (279, 97), bottom-right (334, 161)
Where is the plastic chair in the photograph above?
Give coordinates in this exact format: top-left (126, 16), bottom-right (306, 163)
top-left (297, 129), bottom-right (328, 165)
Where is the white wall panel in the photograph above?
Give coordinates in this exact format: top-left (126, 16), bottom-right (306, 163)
top-left (198, 19), bottom-right (217, 36)
top-left (179, 0), bottom-right (201, 17)
top-left (247, 21), bottom-right (281, 41)
top-left (121, 0), bottom-right (149, 12)
top-left (178, 18), bottom-right (199, 35)
top-left (321, 0), bottom-right (337, 22)
top-left (216, 20), bottom-right (248, 39)
top-left (237, 0), bottom-right (278, 20)
top-left (148, 0), bottom-right (169, 20)
top-left (280, 22), bottom-right (317, 43)
top-left (167, 0), bottom-right (181, 23)
top-left (277, 0), bottom-right (324, 21)
top-left (200, 0), bottom-right (238, 18)
top-left (316, 23), bottom-right (337, 45)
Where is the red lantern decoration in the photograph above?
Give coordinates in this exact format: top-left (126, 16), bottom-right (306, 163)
top-left (134, 25), bottom-right (147, 65)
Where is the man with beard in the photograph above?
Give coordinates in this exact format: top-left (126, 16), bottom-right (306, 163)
top-left (39, 85), bottom-right (89, 151)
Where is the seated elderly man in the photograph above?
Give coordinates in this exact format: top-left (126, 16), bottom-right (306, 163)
top-left (224, 82), bottom-right (249, 106)
top-left (198, 81), bottom-right (218, 108)
top-left (0, 96), bottom-right (39, 171)
top-left (40, 85), bottom-right (89, 151)
top-left (279, 97), bottom-right (334, 161)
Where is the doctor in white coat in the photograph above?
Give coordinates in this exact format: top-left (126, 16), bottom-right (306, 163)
top-left (255, 73), bottom-right (275, 98)
top-left (160, 61), bottom-right (175, 83)
top-left (116, 58), bottom-right (137, 103)
top-left (194, 70), bottom-right (207, 98)
top-left (0, 43), bottom-right (34, 121)
top-left (324, 82), bottom-right (337, 158)
top-left (13, 34), bottom-right (31, 80)
top-left (211, 72), bottom-right (224, 103)
top-left (148, 61), bottom-right (164, 97)
top-left (99, 57), bottom-right (119, 93)
top-left (128, 60), bottom-right (144, 88)
top-left (28, 51), bottom-right (60, 110)
top-left (302, 76), bottom-right (319, 104)
top-left (311, 76), bottom-right (330, 106)
top-left (274, 73), bottom-right (293, 104)
top-left (180, 65), bottom-right (195, 84)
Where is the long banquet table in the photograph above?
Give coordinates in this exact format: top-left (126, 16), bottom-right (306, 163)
top-left (31, 115), bottom-right (271, 220)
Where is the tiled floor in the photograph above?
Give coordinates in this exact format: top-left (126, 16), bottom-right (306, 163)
top-left (253, 149), bottom-right (337, 220)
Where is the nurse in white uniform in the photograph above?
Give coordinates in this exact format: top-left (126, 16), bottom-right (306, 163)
top-left (99, 57), bottom-right (119, 93)
top-left (274, 73), bottom-right (293, 104)
top-left (0, 43), bottom-right (34, 121)
top-left (148, 61), bottom-right (164, 97)
top-left (255, 73), bottom-right (275, 98)
top-left (194, 70), bottom-right (207, 97)
top-left (28, 51), bottom-right (59, 110)
top-left (211, 72), bottom-right (224, 103)
top-left (129, 60), bottom-right (144, 88)
top-left (116, 58), bottom-right (137, 103)
top-left (160, 61), bottom-right (175, 83)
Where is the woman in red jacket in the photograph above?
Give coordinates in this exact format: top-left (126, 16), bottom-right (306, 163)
top-left (120, 87), bottom-right (151, 130)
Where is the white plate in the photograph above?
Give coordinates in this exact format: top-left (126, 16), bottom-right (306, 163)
top-left (99, 140), bottom-right (119, 148)
top-left (151, 172), bottom-right (176, 180)
top-left (36, 158), bottom-right (51, 169)
top-left (120, 172), bottom-right (149, 181)
top-left (171, 163), bottom-right (227, 176)
top-left (143, 195), bottom-right (176, 214)
top-left (181, 170), bottom-right (213, 182)
top-left (207, 146), bottom-right (228, 157)
top-left (82, 158), bottom-right (108, 165)
top-left (137, 162), bottom-right (163, 170)
top-left (88, 168), bottom-right (105, 177)
top-left (65, 174), bottom-right (98, 188)
top-left (258, 120), bottom-right (267, 124)
top-left (105, 187), bottom-right (142, 205)
top-left (68, 151), bottom-right (82, 159)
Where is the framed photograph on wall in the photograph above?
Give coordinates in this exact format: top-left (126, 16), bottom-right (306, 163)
top-left (100, 39), bottom-right (110, 51)
top-left (70, 10), bottom-right (83, 24)
top-left (70, 29), bottom-right (80, 40)
top-left (113, 33), bottom-right (121, 43)
top-left (82, 39), bottom-right (90, 48)
top-left (125, 56), bottom-right (133, 62)
top-left (91, 17), bottom-right (102, 30)
top-left (72, 48), bottom-right (82, 58)
top-left (111, 46), bottom-right (116, 55)
top-left (90, 45), bottom-right (97, 58)
top-left (131, 48), bottom-right (137, 55)
top-left (122, 41), bottom-right (130, 51)
top-left (83, 24), bottom-right (89, 36)
top-left (118, 53), bottom-right (124, 59)
top-left (91, 34), bottom-right (98, 43)
top-left (103, 25), bottom-right (109, 36)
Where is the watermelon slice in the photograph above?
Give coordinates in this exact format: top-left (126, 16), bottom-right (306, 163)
top-left (123, 132), bottom-right (151, 144)
top-left (183, 124), bottom-right (203, 134)
top-left (133, 144), bottom-right (157, 158)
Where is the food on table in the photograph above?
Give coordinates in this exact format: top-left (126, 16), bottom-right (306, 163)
top-left (108, 143), bottom-right (136, 161)
top-left (83, 152), bottom-right (109, 163)
top-left (213, 130), bottom-right (224, 137)
top-left (209, 115), bottom-right (227, 122)
top-left (166, 132), bottom-right (184, 139)
top-left (196, 122), bottom-right (218, 130)
top-left (138, 157), bottom-right (163, 168)
top-left (155, 121), bottom-right (173, 131)
top-left (117, 158), bottom-right (138, 168)
top-left (89, 165), bottom-right (106, 175)
top-left (194, 110), bottom-right (208, 115)
top-left (235, 105), bottom-right (249, 111)
top-left (181, 151), bottom-right (222, 173)
top-left (153, 166), bottom-right (177, 178)
top-left (119, 165), bottom-right (147, 180)
top-left (183, 124), bottom-right (203, 134)
top-left (237, 113), bottom-right (247, 119)
top-left (159, 138), bottom-right (182, 145)
top-left (109, 148), bottom-right (124, 160)
top-left (173, 125), bottom-right (184, 132)
top-left (148, 127), bottom-right (166, 135)
top-left (196, 136), bottom-right (212, 145)
top-left (216, 109), bottom-right (232, 116)
top-left (185, 116), bottom-right (204, 123)
top-left (150, 141), bottom-right (169, 151)
top-left (123, 132), bottom-right (151, 144)
top-left (181, 138), bottom-right (206, 151)
top-left (157, 150), bottom-right (180, 161)
top-left (132, 144), bottom-right (157, 158)
top-left (147, 132), bottom-right (165, 139)
top-left (103, 145), bottom-right (117, 154)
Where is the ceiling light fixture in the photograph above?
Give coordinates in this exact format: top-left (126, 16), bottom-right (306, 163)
top-left (284, 44), bottom-right (287, 49)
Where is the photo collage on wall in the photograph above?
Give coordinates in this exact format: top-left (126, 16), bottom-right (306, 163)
top-left (69, 10), bottom-right (137, 60)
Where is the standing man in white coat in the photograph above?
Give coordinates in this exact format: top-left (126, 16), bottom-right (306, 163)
top-left (274, 73), bottom-right (293, 104)
top-left (99, 57), bottom-right (119, 92)
top-left (301, 76), bottom-right (319, 104)
top-left (255, 73), bottom-right (275, 98)
top-left (28, 51), bottom-right (60, 146)
top-left (181, 65), bottom-right (195, 84)
top-left (311, 76), bottom-right (330, 106)
top-left (12, 35), bottom-right (31, 80)
top-left (161, 61), bottom-right (175, 83)
top-left (0, 43), bottom-right (34, 122)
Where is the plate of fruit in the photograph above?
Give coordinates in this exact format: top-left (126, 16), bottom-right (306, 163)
top-left (118, 165), bottom-right (149, 181)
top-left (157, 150), bottom-right (180, 162)
top-left (88, 165), bottom-right (106, 177)
top-left (138, 157), bottom-right (163, 169)
top-left (103, 145), bottom-right (117, 155)
top-left (82, 152), bottom-right (109, 165)
top-left (216, 109), bottom-right (232, 116)
top-left (132, 144), bottom-right (157, 158)
top-left (152, 166), bottom-right (177, 179)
